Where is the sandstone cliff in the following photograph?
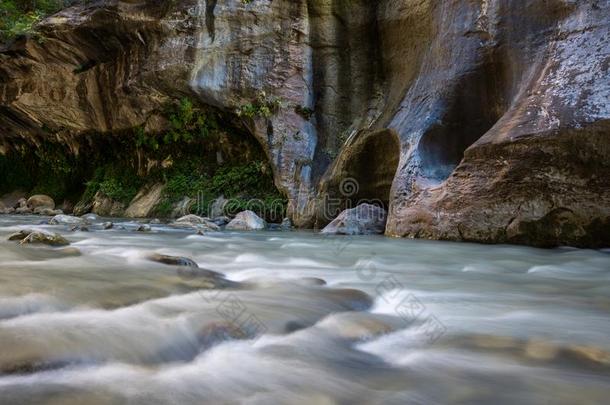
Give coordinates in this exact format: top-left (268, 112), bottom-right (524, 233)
top-left (0, 0), bottom-right (608, 247)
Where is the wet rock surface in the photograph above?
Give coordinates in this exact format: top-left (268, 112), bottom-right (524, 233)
top-left (226, 211), bottom-right (266, 231)
top-left (322, 204), bottom-right (387, 235)
top-left (8, 229), bottom-right (69, 246)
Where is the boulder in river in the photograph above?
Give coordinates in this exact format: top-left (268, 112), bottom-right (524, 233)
top-left (26, 195), bottom-right (55, 210)
top-left (8, 230), bottom-right (34, 241)
top-left (147, 253), bottom-right (199, 268)
top-left (9, 230), bottom-right (70, 246)
top-left (226, 210), bottom-right (266, 231)
top-left (136, 224), bottom-right (151, 232)
top-left (49, 214), bottom-right (84, 225)
top-left (322, 204), bottom-right (387, 235)
top-left (173, 215), bottom-right (220, 231)
top-left (81, 213), bottom-right (100, 222)
top-left (102, 221), bottom-right (114, 230)
top-left (210, 216), bottom-right (231, 226)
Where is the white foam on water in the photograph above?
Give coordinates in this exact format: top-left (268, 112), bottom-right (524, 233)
top-left (0, 294), bottom-right (66, 319)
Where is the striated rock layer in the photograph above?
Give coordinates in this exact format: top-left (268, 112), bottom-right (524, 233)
top-left (0, 0), bottom-right (608, 247)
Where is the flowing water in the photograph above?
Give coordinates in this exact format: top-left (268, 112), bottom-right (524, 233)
top-left (0, 215), bottom-right (609, 404)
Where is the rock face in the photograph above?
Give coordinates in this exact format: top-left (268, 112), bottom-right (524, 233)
top-left (321, 204), bottom-right (387, 235)
top-left (226, 210), bottom-right (266, 231)
top-left (0, 0), bottom-right (608, 247)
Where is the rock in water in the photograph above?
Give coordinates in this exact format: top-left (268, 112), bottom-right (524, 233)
top-left (9, 230), bottom-right (70, 246)
top-left (136, 224), bottom-right (151, 232)
top-left (281, 218), bottom-right (292, 230)
top-left (49, 215), bottom-right (84, 225)
top-left (102, 222), bottom-right (114, 230)
top-left (226, 211), bottom-right (266, 231)
top-left (211, 216), bottom-right (231, 226)
top-left (322, 204), bottom-right (387, 235)
top-left (147, 253), bottom-right (199, 268)
top-left (173, 215), bottom-right (220, 231)
top-left (8, 230), bottom-right (34, 241)
top-left (27, 195), bottom-right (55, 210)
top-left (81, 213), bottom-right (100, 222)
top-left (175, 214), bottom-right (207, 225)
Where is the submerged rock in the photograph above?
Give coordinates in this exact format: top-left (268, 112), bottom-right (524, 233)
top-left (147, 253), bottom-right (199, 268)
top-left (102, 221), bottom-right (114, 230)
top-left (316, 312), bottom-right (398, 341)
top-left (226, 211), bottom-right (266, 231)
top-left (322, 204), bottom-right (387, 235)
top-left (136, 224), bottom-right (151, 232)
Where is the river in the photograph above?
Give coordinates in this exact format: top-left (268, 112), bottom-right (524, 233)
top-left (0, 215), bottom-right (609, 404)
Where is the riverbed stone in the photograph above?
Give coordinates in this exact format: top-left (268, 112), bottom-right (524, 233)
top-left (136, 224), bottom-right (151, 232)
top-left (147, 253), bottom-right (199, 268)
top-left (8, 230), bottom-right (34, 241)
top-left (13, 230), bottom-right (70, 246)
top-left (226, 211), bottom-right (266, 231)
top-left (49, 214), bottom-right (84, 225)
top-left (173, 215), bottom-right (220, 231)
top-left (15, 207), bottom-right (32, 215)
top-left (81, 213), bottom-right (100, 222)
top-left (321, 204), bottom-right (387, 235)
top-left (210, 216), bottom-right (231, 226)
top-left (26, 195), bottom-right (55, 210)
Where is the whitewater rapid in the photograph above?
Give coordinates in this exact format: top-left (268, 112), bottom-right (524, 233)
top-left (0, 215), bottom-right (609, 404)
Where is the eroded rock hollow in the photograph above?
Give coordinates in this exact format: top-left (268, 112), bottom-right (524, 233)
top-left (0, 0), bottom-right (608, 247)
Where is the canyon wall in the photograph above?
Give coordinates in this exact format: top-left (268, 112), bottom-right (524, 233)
top-left (0, 0), bottom-right (608, 246)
